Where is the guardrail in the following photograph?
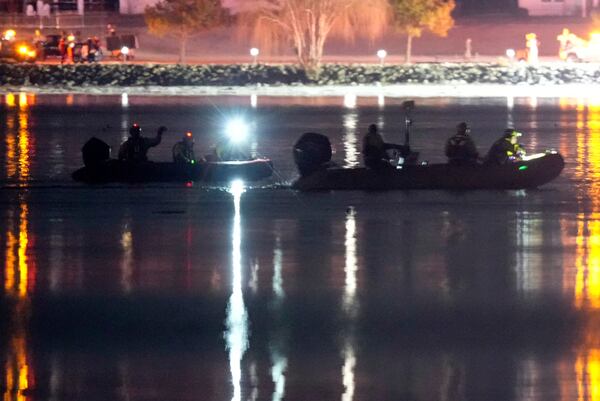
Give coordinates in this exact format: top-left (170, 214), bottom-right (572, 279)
top-left (0, 12), bottom-right (144, 30)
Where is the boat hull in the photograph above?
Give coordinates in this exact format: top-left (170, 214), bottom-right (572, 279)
top-left (72, 159), bottom-right (274, 184)
top-left (293, 152), bottom-right (564, 191)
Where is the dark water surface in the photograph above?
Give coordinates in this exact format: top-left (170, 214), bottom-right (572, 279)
top-left (1, 93), bottom-right (599, 401)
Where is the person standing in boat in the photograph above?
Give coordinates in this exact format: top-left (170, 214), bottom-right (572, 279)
top-left (362, 124), bottom-right (409, 169)
top-left (486, 128), bottom-right (526, 164)
top-left (173, 131), bottom-right (197, 164)
top-left (118, 123), bottom-right (166, 162)
top-left (445, 122), bottom-right (479, 165)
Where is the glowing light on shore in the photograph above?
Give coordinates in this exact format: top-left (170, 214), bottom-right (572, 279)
top-left (377, 49), bottom-right (387, 66)
top-left (344, 93), bottom-right (357, 109)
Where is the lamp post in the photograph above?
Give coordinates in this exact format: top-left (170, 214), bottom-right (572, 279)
top-left (250, 47), bottom-right (259, 65)
top-left (377, 49), bottom-right (387, 66)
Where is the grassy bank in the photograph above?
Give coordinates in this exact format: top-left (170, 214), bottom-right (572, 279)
top-left (1, 62), bottom-right (599, 87)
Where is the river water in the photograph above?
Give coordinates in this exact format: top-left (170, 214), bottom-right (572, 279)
top-left (0, 92), bottom-right (599, 401)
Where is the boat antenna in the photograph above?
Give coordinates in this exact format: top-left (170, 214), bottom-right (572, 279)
top-left (402, 100), bottom-right (415, 148)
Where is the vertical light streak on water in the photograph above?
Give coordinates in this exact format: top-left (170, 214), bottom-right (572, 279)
top-left (341, 342), bottom-right (356, 401)
top-left (515, 212), bottom-right (543, 293)
top-left (516, 359), bottom-right (540, 401)
top-left (17, 106), bottom-right (30, 183)
top-left (574, 100), bottom-right (600, 309)
top-left (3, 200), bottom-right (33, 401)
top-left (341, 207), bottom-right (358, 401)
top-left (65, 94), bottom-right (74, 106)
top-left (558, 98), bottom-right (573, 159)
top-left (5, 110), bottom-right (17, 180)
top-left (49, 218), bottom-right (64, 293)
top-left (270, 350), bottom-right (287, 401)
top-left (270, 227), bottom-right (287, 401)
top-left (48, 354), bottom-right (62, 401)
top-left (343, 208), bottom-right (358, 314)
top-left (527, 97), bottom-right (538, 149)
top-left (226, 180), bottom-right (249, 401)
top-left (440, 355), bottom-right (464, 401)
top-left (342, 110), bottom-right (359, 169)
top-left (121, 93), bottom-right (129, 108)
top-left (273, 234), bottom-right (284, 300)
top-left (250, 94), bottom-right (258, 108)
top-left (506, 96), bottom-right (514, 129)
top-left (120, 220), bottom-right (133, 294)
top-left (575, 350), bottom-right (600, 401)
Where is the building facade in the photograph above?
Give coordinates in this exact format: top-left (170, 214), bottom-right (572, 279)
top-left (518, 0), bottom-right (600, 16)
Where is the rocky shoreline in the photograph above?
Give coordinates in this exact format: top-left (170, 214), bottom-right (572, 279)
top-left (1, 62), bottom-right (600, 87)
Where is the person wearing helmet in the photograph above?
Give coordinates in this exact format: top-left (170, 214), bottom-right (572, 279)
top-left (486, 128), bottom-right (526, 165)
top-left (362, 124), bottom-right (409, 170)
top-left (172, 131), bottom-right (197, 164)
top-left (118, 123), bottom-right (166, 162)
top-left (445, 122), bottom-right (479, 165)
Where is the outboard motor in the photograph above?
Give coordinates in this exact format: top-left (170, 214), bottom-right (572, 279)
top-left (293, 132), bottom-right (332, 176)
top-left (82, 137), bottom-right (111, 168)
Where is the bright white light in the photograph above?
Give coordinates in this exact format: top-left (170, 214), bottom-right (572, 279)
top-left (506, 48), bottom-right (516, 59)
top-left (250, 47), bottom-right (259, 57)
top-left (121, 93), bottom-right (129, 107)
top-left (226, 119), bottom-right (249, 143)
top-left (229, 179), bottom-right (245, 198)
top-left (250, 93), bottom-right (257, 108)
top-left (377, 49), bottom-right (387, 59)
top-left (344, 93), bottom-right (357, 109)
top-left (121, 46), bottom-right (130, 55)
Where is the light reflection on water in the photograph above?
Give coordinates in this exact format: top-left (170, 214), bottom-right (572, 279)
top-left (226, 180), bottom-right (249, 401)
top-left (7, 94), bottom-right (600, 400)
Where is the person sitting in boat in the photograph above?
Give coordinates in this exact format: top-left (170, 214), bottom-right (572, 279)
top-left (486, 128), bottom-right (526, 165)
top-left (173, 131), bottom-right (197, 164)
top-left (362, 124), bottom-right (409, 169)
top-left (118, 124), bottom-right (166, 162)
top-left (445, 122), bottom-right (479, 165)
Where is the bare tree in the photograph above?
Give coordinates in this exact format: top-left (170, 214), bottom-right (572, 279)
top-left (390, 0), bottom-right (455, 63)
top-left (145, 0), bottom-right (229, 63)
top-left (237, 0), bottom-right (389, 72)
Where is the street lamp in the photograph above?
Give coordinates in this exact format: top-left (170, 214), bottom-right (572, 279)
top-left (250, 47), bottom-right (259, 64)
top-left (506, 48), bottom-right (516, 62)
top-left (377, 49), bottom-right (387, 66)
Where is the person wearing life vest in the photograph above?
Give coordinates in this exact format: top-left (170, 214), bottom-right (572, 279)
top-left (362, 124), bottom-right (409, 169)
top-left (118, 123), bottom-right (166, 162)
top-left (445, 122), bottom-right (479, 165)
top-left (486, 128), bottom-right (526, 165)
top-left (172, 131), bottom-right (196, 164)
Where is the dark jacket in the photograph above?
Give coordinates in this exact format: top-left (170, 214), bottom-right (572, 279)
top-left (445, 133), bottom-right (479, 164)
top-left (118, 135), bottom-right (161, 162)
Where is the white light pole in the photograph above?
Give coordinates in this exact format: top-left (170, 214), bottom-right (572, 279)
top-left (250, 47), bottom-right (259, 65)
top-left (377, 49), bottom-right (387, 66)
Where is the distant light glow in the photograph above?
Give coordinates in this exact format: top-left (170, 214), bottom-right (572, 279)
top-left (229, 179), bottom-right (245, 198)
top-left (377, 49), bottom-right (387, 59)
top-left (121, 93), bottom-right (129, 107)
top-left (250, 93), bottom-right (257, 108)
top-left (226, 119), bottom-right (249, 143)
top-left (121, 46), bottom-right (129, 55)
top-left (344, 93), bottom-right (357, 109)
top-left (506, 48), bottom-right (516, 59)
top-left (519, 165), bottom-right (528, 171)
top-left (250, 47), bottom-right (259, 57)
